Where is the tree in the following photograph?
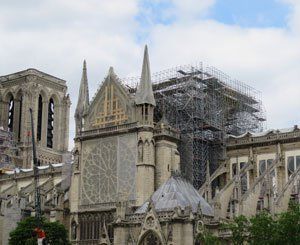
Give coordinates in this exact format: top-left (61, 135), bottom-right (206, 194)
top-left (197, 229), bottom-right (221, 245)
top-left (9, 217), bottom-right (70, 245)
top-left (226, 215), bottom-right (249, 245)
top-left (248, 211), bottom-right (278, 245)
top-left (276, 202), bottom-right (300, 245)
top-left (225, 204), bottom-right (300, 244)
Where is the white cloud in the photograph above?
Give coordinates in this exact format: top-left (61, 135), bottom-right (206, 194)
top-left (0, 0), bottom-right (140, 149)
top-left (171, 0), bottom-right (215, 20)
top-left (0, 0), bottom-right (299, 149)
top-left (146, 1), bottom-right (300, 130)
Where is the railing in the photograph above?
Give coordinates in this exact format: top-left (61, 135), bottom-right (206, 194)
top-left (154, 127), bottom-right (180, 139)
top-left (79, 200), bottom-right (135, 211)
top-left (0, 164), bottom-right (63, 180)
top-left (79, 122), bottom-right (138, 138)
top-left (227, 130), bottom-right (300, 147)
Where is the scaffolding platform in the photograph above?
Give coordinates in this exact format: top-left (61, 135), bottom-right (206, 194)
top-left (124, 63), bottom-right (266, 189)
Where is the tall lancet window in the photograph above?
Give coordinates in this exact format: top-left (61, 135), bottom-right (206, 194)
top-left (37, 95), bottom-right (43, 141)
top-left (18, 95), bottom-right (23, 141)
top-left (47, 98), bottom-right (54, 148)
top-left (8, 96), bottom-right (14, 132)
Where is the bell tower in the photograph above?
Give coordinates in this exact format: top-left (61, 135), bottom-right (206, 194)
top-left (0, 68), bottom-right (70, 168)
top-left (135, 45), bottom-right (156, 206)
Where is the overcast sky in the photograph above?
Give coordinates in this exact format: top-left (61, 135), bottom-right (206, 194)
top-left (0, 0), bottom-right (299, 149)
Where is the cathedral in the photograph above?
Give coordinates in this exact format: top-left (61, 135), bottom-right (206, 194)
top-left (0, 46), bottom-right (299, 244)
top-left (70, 46), bottom-right (214, 244)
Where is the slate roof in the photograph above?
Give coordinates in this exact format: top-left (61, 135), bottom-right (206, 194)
top-left (135, 175), bottom-right (214, 216)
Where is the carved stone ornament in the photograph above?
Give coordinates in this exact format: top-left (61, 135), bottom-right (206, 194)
top-left (137, 206), bottom-right (166, 245)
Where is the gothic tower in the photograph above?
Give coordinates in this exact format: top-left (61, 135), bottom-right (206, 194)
top-left (0, 69), bottom-right (70, 168)
top-left (135, 45), bottom-right (156, 206)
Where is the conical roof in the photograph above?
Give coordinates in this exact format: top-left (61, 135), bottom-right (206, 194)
top-left (135, 175), bottom-right (214, 216)
top-left (135, 45), bottom-right (156, 106)
top-left (75, 60), bottom-right (89, 117)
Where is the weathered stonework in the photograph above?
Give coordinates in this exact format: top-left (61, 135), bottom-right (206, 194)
top-left (1, 47), bottom-right (299, 245)
top-left (200, 127), bottom-right (300, 220)
top-left (0, 68), bottom-right (71, 168)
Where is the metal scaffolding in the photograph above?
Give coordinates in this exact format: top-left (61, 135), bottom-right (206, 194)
top-left (0, 128), bottom-right (19, 170)
top-left (124, 63), bottom-right (266, 189)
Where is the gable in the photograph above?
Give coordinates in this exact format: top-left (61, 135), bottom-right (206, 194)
top-left (85, 70), bottom-right (135, 130)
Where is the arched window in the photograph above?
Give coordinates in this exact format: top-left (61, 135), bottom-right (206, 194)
top-left (47, 98), bottom-right (54, 148)
top-left (37, 95), bottom-right (43, 141)
top-left (8, 95), bottom-right (14, 132)
top-left (140, 231), bottom-right (162, 245)
top-left (138, 140), bottom-right (143, 162)
top-left (70, 220), bottom-right (77, 241)
top-left (17, 95), bottom-right (23, 141)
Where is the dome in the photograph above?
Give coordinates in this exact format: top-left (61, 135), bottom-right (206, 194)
top-left (135, 175), bottom-right (214, 216)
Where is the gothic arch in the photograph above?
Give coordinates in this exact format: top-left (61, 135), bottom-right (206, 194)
top-left (4, 91), bottom-right (14, 132)
top-left (37, 94), bottom-right (43, 141)
top-left (144, 140), bottom-right (151, 164)
top-left (150, 140), bottom-right (155, 165)
top-left (15, 88), bottom-right (24, 99)
top-left (47, 97), bottom-right (55, 148)
top-left (137, 206), bottom-right (166, 245)
top-left (38, 88), bottom-right (50, 101)
top-left (15, 89), bottom-right (24, 141)
top-left (49, 92), bottom-right (61, 106)
top-left (138, 230), bottom-right (163, 245)
top-left (3, 90), bottom-right (14, 103)
top-left (71, 219), bottom-right (78, 240)
top-left (138, 139), bottom-right (144, 163)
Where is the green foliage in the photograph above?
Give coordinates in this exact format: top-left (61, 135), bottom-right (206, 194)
top-left (226, 215), bottom-right (249, 245)
top-left (248, 212), bottom-right (278, 245)
top-left (9, 217), bottom-right (70, 245)
top-left (226, 204), bottom-right (300, 245)
top-left (42, 221), bottom-right (69, 245)
top-left (197, 229), bottom-right (221, 245)
top-left (276, 203), bottom-right (300, 245)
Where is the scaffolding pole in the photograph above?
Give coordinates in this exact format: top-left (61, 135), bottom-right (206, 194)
top-left (123, 63), bottom-right (266, 189)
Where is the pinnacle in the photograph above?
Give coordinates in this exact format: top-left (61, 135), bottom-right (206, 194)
top-left (135, 45), bottom-right (156, 106)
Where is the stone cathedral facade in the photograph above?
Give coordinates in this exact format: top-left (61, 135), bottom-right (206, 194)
top-left (0, 46), bottom-right (299, 245)
top-left (0, 69), bottom-right (71, 168)
top-left (70, 46), bottom-right (214, 244)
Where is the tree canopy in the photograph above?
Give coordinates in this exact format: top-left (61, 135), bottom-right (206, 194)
top-left (9, 217), bottom-right (70, 245)
top-left (226, 203), bottom-right (300, 245)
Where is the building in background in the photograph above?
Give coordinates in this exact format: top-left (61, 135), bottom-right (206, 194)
top-left (0, 69), bottom-right (71, 168)
top-left (200, 126), bottom-right (300, 220)
top-left (0, 69), bottom-right (71, 245)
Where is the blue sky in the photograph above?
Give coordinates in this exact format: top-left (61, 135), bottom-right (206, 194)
top-left (210, 0), bottom-right (291, 28)
top-left (137, 0), bottom-right (291, 28)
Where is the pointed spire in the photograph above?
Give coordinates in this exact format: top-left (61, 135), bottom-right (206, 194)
top-left (106, 66), bottom-right (116, 82)
top-left (75, 60), bottom-right (89, 118)
top-left (108, 66), bottom-right (114, 75)
top-left (135, 45), bottom-right (156, 106)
